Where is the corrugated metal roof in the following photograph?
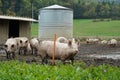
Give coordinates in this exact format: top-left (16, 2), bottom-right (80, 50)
top-left (0, 15), bottom-right (37, 22)
top-left (41, 4), bottom-right (72, 10)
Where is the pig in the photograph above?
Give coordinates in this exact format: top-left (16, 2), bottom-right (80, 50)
top-left (37, 40), bottom-right (80, 64)
top-left (14, 37), bottom-right (29, 55)
top-left (108, 39), bottom-right (117, 47)
top-left (101, 40), bottom-right (108, 44)
top-left (27, 43), bottom-right (32, 54)
top-left (30, 37), bottom-right (39, 56)
top-left (86, 38), bottom-right (99, 44)
top-left (4, 38), bottom-right (18, 59)
top-left (56, 37), bottom-right (68, 43)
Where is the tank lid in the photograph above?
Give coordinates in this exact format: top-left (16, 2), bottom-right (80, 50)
top-left (41, 4), bottom-right (72, 10)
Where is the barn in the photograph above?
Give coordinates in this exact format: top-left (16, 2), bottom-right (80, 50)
top-left (0, 15), bottom-right (37, 43)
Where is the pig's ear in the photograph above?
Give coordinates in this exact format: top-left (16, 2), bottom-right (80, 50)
top-left (38, 39), bottom-right (42, 44)
top-left (37, 38), bottom-right (40, 42)
top-left (77, 39), bottom-right (80, 46)
top-left (77, 41), bottom-right (80, 47)
top-left (68, 40), bottom-right (72, 46)
top-left (72, 38), bottom-right (76, 43)
top-left (25, 40), bottom-right (28, 43)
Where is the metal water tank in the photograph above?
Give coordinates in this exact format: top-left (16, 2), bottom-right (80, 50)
top-left (38, 4), bottom-right (73, 40)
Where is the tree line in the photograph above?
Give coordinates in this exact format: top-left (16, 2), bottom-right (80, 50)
top-left (0, 0), bottom-right (120, 19)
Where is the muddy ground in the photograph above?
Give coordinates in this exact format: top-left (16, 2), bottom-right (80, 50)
top-left (76, 42), bottom-right (120, 67)
top-left (0, 43), bottom-right (120, 67)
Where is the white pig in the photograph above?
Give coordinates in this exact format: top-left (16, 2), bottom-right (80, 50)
top-left (30, 38), bottom-right (39, 55)
top-left (4, 38), bottom-right (18, 59)
top-left (15, 37), bottom-right (29, 55)
top-left (108, 39), bottom-right (117, 47)
top-left (37, 40), bottom-right (79, 64)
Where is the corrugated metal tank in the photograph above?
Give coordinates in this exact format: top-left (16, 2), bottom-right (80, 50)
top-left (38, 4), bottom-right (73, 40)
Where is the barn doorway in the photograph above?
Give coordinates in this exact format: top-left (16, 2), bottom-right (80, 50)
top-left (9, 20), bottom-right (19, 38)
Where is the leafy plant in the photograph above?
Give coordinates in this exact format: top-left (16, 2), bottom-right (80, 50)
top-left (0, 60), bottom-right (120, 80)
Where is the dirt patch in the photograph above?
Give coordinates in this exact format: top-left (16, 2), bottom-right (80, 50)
top-left (75, 43), bottom-right (120, 67)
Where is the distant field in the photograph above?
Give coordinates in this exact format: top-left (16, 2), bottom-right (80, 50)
top-left (31, 23), bottom-right (38, 37)
top-left (31, 19), bottom-right (120, 37)
top-left (73, 19), bottom-right (120, 37)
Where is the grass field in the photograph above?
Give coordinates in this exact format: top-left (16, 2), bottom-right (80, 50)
top-left (31, 19), bottom-right (120, 37)
top-left (73, 19), bottom-right (120, 37)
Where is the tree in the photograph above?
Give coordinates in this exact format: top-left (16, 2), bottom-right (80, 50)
top-left (82, 2), bottom-right (97, 18)
top-left (0, 0), bottom-right (119, 19)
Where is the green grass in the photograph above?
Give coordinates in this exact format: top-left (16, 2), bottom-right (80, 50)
top-left (31, 23), bottom-right (38, 37)
top-left (31, 19), bottom-right (120, 37)
top-left (0, 60), bottom-right (120, 80)
top-left (73, 19), bottom-right (120, 37)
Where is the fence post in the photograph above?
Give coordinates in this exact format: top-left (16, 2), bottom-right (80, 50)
top-left (52, 33), bottom-right (56, 65)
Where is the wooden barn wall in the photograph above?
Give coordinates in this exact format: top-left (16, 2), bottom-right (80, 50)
top-left (19, 21), bottom-right (30, 38)
top-left (0, 19), bottom-right (8, 43)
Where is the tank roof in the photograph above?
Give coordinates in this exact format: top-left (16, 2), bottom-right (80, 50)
top-left (41, 4), bottom-right (72, 10)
